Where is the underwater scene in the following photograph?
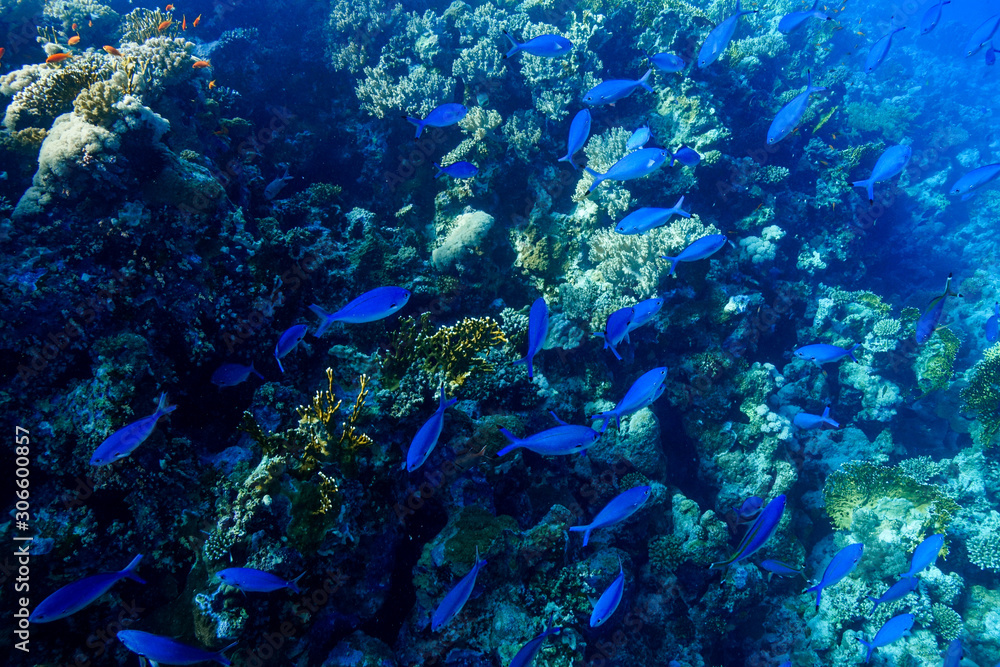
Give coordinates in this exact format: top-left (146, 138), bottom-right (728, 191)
top-left (6, 0), bottom-right (1000, 664)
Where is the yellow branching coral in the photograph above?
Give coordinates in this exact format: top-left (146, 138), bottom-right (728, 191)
top-left (383, 313), bottom-right (507, 389)
top-left (295, 370), bottom-right (372, 471)
top-left (122, 7), bottom-right (182, 44)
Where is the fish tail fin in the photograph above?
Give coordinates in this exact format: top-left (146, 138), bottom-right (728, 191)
top-left (276, 356), bottom-right (286, 373)
top-left (155, 392), bottom-right (177, 417)
top-left (404, 115), bottom-right (425, 138)
top-left (608, 343), bottom-right (622, 361)
top-left (821, 406), bottom-right (840, 428)
top-left (557, 154), bottom-right (579, 169)
top-left (637, 68), bottom-right (653, 92)
top-left (496, 442), bottom-right (520, 457)
top-left (288, 572), bottom-right (305, 594)
top-left (588, 412), bottom-right (610, 433)
top-left (569, 525), bottom-right (592, 546)
top-left (121, 554), bottom-right (146, 584)
top-left (852, 178), bottom-right (875, 204)
top-left (497, 426), bottom-right (520, 445)
top-left (584, 166), bottom-right (604, 191)
top-left (309, 304), bottom-right (333, 337)
top-left (673, 195), bottom-right (691, 217)
top-left (214, 641), bottom-right (238, 666)
top-left (503, 30), bottom-right (520, 58)
top-left (857, 638), bottom-right (874, 663)
top-left (668, 152), bottom-right (676, 167)
top-left (511, 356), bottom-right (534, 379)
top-left (660, 255), bottom-right (679, 277)
top-left (806, 584), bottom-right (822, 608)
top-left (250, 362), bottom-right (265, 381)
top-left (433, 162), bottom-right (444, 178)
top-left (848, 342), bottom-right (861, 363)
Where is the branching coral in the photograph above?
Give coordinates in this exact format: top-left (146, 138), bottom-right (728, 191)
top-left (824, 461), bottom-right (960, 538)
top-left (961, 342), bottom-right (1000, 446)
top-left (382, 313), bottom-right (507, 390)
top-left (121, 7), bottom-right (184, 44)
top-left (2, 55), bottom-right (114, 131)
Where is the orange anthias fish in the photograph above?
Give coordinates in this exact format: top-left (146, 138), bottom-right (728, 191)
top-left (158, 19), bottom-right (172, 31)
top-left (208, 79), bottom-right (216, 89)
top-left (182, 15), bottom-right (187, 30)
top-left (165, 3), bottom-right (175, 10)
top-left (46, 53), bottom-right (72, 63)
top-left (0, 47), bottom-right (5, 61)
top-left (193, 14), bottom-right (201, 27)
top-left (68, 35), bottom-right (80, 45)
top-left (192, 60), bottom-right (210, 68)
top-left (88, 20), bottom-right (92, 27)
top-left (103, 45), bottom-right (122, 56)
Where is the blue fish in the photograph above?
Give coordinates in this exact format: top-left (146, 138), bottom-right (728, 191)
top-left (867, 576), bottom-right (918, 613)
top-left (900, 533), bottom-right (944, 579)
top-left (216, 568), bottom-right (304, 593)
top-left (310, 286), bottom-right (411, 335)
top-left (503, 31), bottom-right (572, 58)
top-left (793, 406), bottom-right (839, 429)
top-left (710, 495), bottom-right (786, 571)
top-left (660, 234), bottom-right (727, 277)
top-left (211, 362), bottom-right (264, 388)
top-left (733, 496), bottom-right (764, 522)
top-left (558, 109), bottom-right (591, 169)
top-left (988, 45), bottom-right (998, 66)
top-left (760, 559), bottom-right (803, 581)
top-left (594, 307), bottom-right (633, 360)
top-left (590, 367), bottom-right (668, 433)
top-left (950, 163), bottom-right (1000, 196)
top-left (513, 297), bottom-right (549, 380)
top-left (570, 485), bottom-right (652, 546)
top-left (794, 342), bottom-right (860, 366)
top-left (852, 144), bottom-right (912, 204)
top-left (90, 393), bottom-right (176, 466)
top-left (590, 556), bottom-right (625, 627)
top-left (432, 547), bottom-right (487, 631)
top-left (626, 126), bottom-right (651, 152)
top-left (434, 161), bottom-right (478, 179)
top-left (778, 0), bottom-right (830, 34)
top-left (767, 72), bottom-right (826, 145)
top-left (274, 324), bottom-right (308, 373)
top-left (582, 69), bottom-right (653, 105)
top-left (497, 412), bottom-right (601, 456)
top-left (406, 387), bottom-right (457, 472)
top-left (920, 0), bottom-right (950, 35)
top-left (806, 542), bottom-right (864, 608)
top-left (915, 274), bottom-right (957, 344)
top-left (508, 621), bottom-right (562, 667)
top-left (649, 52), bottom-right (686, 72)
top-left (405, 103), bottom-right (467, 138)
top-left (865, 26), bottom-right (906, 73)
top-left (858, 613), bottom-right (914, 663)
top-left (669, 146), bottom-right (701, 167)
top-left (943, 639), bottom-right (962, 667)
top-left (966, 13), bottom-right (1000, 56)
top-left (987, 302), bottom-right (999, 343)
top-left (627, 297), bottom-right (664, 334)
top-left (615, 197), bottom-right (691, 235)
top-left (698, 0), bottom-right (757, 67)
top-left (118, 630), bottom-right (236, 666)
top-left (30, 555), bottom-right (145, 623)
top-left (585, 147), bottom-right (668, 192)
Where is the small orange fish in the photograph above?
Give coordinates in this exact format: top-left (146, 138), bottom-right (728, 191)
top-left (165, 3), bottom-right (174, 10)
top-left (158, 19), bottom-right (172, 31)
top-left (182, 15), bottom-right (187, 30)
top-left (103, 45), bottom-right (122, 56)
top-left (192, 60), bottom-right (210, 68)
top-left (754, 203), bottom-right (763, 212)
top-left (193, 14), bottom-right (201, 27)
top-left (214, 126), bottom-right (228, 136)
top-left (856, 31), bottom-right (865, 36)
top-left (88, 20), bottom-right (92, 27)
top-left (68, 35), bottom-right (80, 45)
top-left (820, 160), bottom-right (829, 166)
top-left (46, 53), bottom-right (72, 63)
top-left (0, 47), bottom-right (5, 61)
top-left (832, 133), bottom-right (837, 140)
top-left (72, 22), bottom-right (77, 30)
top-left (208, 79), bottom-right (216, 89)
